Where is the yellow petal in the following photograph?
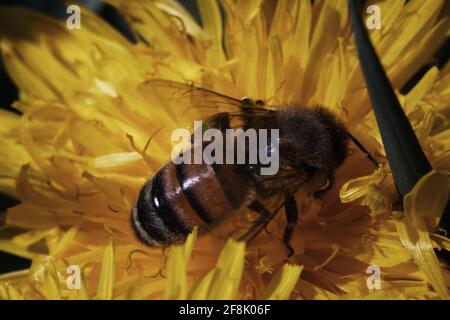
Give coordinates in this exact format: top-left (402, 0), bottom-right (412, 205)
top-left (189, 269), bottom-right (215, 300)
top-left (0, 5), bottom-right (142, 101)
top-left (189, 240), bottom-right (245, 300)
top-left (404, 67), bottom-right (440, 111)
top-left (41, 260), bottom-right (62, 300)
top-left (75, 268), bottom-right (89, 300)
top-left (263, 264), bottom-right (303, 300)
top-left (165, 227), bottom-right (198, 299)
top-left (6, 204), bottom-right (83, 229)
top-left (51, 224), bottom-right (80, 257)
top-left (165, 245), bottom-right (188, 299)
top-left (430, 233), bottom-right (450, 252)
top-left (0, 269), bottom-right (29, 282)
top-left (93, 152), bottom-right (142, 169)
top-left (96, 237), bottom-right (115, 300)
top-left (0, 239), bottom-right (35, 259)
top-left (182, 226), bottom-right (198, 261)
top-left (125, 277), bottom-right (143, 300)
top-left (197, 0), bottom-right (226, 67)
top-left (155, 0), bottom-right (206, 38)
top-left (4, 283), bottom-right (24, 300)
top-left (403, 170), bottom-right (449, 230)
top-left (206, 239), bottom-right (246, 299)
top-left (395, 218), bottom-right (449, 299)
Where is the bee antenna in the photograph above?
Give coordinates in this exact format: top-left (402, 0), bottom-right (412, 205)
top-left (348, 133), bottom-right (381, 168)
top-left (144, 247), bottom-right (168, 279)
top-left (265, 80), bottom-right (286, 105)
top-left (106, 204), bottom-right (122, 213)
top-left (126, 249), bottom-right (146, 274)
top-left (126, 248), bottom-right (168, 278)
top-left (143, 126), bottom-right (164, 155)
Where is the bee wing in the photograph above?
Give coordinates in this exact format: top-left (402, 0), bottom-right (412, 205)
top-left (139, 79), bottom-right (244, 119)
top-left (138, 79), bottom-right (275, 126)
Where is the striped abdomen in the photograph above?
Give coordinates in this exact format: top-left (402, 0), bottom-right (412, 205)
top-left (131, 161), bottom-right (254, 247)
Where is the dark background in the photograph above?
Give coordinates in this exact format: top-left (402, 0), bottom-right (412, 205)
top-left (0, 0), bottom-right (448, 274)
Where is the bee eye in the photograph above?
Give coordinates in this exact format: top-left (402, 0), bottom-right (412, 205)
top-left (255, 99), bottom-right (265, 106)
top-left (241, 97), bottom-right (253, 105)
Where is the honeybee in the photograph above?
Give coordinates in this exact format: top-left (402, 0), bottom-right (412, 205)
top-left (131, 80), bottom-right (378, 256)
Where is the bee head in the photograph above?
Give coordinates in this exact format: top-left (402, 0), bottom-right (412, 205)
top-left (276, 106), bottom-right (349, 175)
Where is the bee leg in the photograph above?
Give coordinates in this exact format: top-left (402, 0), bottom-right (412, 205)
top-left (237, 200), bottom-right (275, 243)
top-left (283, 195), bottom-right (298, 257)
top-left (313, 175), bottom-right (333, 199)
top-left (349, 133), bottom-right (380, 168)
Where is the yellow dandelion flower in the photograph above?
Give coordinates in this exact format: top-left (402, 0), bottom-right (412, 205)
top-left (0, 0), bottom-right (449, 301)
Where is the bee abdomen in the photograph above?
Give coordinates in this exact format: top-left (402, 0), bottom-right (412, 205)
top-left (131, 164), bottom-right (197, 247)
top-left (132, 161), bottom-right (254, 247)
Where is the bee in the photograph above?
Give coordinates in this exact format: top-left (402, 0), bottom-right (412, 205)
top-left (131, 80), bottom-right (378, 256)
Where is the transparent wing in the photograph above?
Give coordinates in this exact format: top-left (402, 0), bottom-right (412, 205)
top-left (138, 79), bottom-right (275, 126)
